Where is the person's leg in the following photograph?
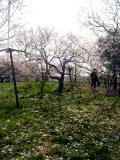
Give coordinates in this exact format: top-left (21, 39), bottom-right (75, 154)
top-left (91, 81), bottom-right (94, 89)
top-left (93, 80), bottom-right (96, 89)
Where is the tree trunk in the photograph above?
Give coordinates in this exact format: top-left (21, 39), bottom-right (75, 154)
top-left (74, 65), bottom-right (77, 82)
top-left (113, 76), bottom-right (117, 90)
top-left (58, 78), bottom-right (64, 93)
top-left (68, 67), bottom-right (73, 90)
top-left (39, 72), bottom-right (48, 98)
top-left (0, 77), bottom-right (3, 83)
top-left (58, 65), bottom-right (65, 93)
top-left (113, 70), bottom-right (117, 90)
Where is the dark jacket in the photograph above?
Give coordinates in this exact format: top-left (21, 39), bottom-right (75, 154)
top-left (90, 72), bottom-right (98, 81)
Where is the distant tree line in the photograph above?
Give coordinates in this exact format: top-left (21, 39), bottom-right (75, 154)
top-left (0, 0), bottom-right (120, 94)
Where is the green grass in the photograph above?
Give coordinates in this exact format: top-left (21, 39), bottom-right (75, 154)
top-left (0, 81), bottom-right (120, 160)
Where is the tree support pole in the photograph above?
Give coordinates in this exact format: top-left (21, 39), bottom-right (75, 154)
top-left (9, 48), bottom-right (19, 108)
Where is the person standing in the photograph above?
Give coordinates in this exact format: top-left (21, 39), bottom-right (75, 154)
top-left (90, 69), bottom-right (98, 89)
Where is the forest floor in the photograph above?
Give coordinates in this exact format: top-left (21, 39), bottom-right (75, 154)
top-left (0, 81), bottom-right (120, 160)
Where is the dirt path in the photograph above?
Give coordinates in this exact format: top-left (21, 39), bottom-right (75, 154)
top-left (80, 84), bottom-right (120, 96)
top-left (74, 82), bottom-right (120, 96)
top-left (93, 86), bottom-right (120, 96)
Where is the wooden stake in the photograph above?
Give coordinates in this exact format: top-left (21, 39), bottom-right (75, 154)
top-left (9, 48), bottom-right (19, 108)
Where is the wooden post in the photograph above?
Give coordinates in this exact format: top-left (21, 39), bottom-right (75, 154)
top-left (9, 48), bottom-right (19, 108)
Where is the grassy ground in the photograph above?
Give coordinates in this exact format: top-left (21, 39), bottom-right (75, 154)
top-left (0, 81), bottom-right (120, 160)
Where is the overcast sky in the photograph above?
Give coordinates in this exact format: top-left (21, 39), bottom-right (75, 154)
top-left (21, 0), bottom-right (103, 39)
